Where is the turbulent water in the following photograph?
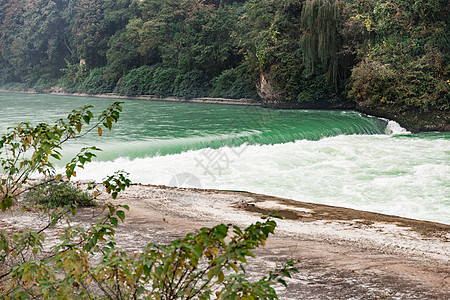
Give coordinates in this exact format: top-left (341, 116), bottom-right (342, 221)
top-left (1, 93), bottom-right (449, 224)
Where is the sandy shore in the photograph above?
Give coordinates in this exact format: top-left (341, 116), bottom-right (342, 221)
top-left (2, 183), bottom-right (448, 299)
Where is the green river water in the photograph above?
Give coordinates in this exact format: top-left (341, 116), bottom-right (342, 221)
top-left (1, 93), bottom-right (449, 224)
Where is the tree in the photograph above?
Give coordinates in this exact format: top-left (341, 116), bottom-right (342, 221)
top-left (300, 0), bottom-right (352, 89)
top-left (0, 0), bottom-right (69, 86)
top-left (65, 0), bottom-right (108, 68)
top-left (348, 0), bottom-right (450, 120)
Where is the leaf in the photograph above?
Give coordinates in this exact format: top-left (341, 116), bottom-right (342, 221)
top-left (278, 278), bottom-right (287, 287)
top-left (209, 247), bottom-right (219, 257)
top-left (110, 217), bottom-right (118, 227)
top-left (97, 126), bottom-right (103, 136)
top-left (117, 210), bottom-right (125, 222)
top-left (229, 262), bottom-right (239, 273)
top-left (83, 115), bottom-right (90, 124)
top-left (217, 270), bottom-right (225, 284)
top-left (207, 268), bottom-right (215, 280)
top-left (24, 135), bottom-right (32, 147)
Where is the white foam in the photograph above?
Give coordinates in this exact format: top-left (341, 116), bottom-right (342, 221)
top-left (385, 120), bottom-right (411, 135)
top-left (69, 134), bottom-right (450, 225)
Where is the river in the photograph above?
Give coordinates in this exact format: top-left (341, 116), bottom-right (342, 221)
top-left (1, 92), bottom-right (449, 224)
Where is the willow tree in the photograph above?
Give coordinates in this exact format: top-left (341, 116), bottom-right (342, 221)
top-left (300, 0), bottom-right (350, 89)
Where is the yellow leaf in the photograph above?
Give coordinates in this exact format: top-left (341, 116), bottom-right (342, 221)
top-left (74, 264), bottom-right (81, 278)
top-left (97, 126), bottom-right (103, 136)
top-left (229, 262), bottom-right (239, 273)
top-left (217, 270), bottom-right (225, 284)
top-left (23, 135), bottom-right (32, 147)
top-left (25, 277), bottom-right (32, 288)
top-left (207, 269), bottom-right (215, 280)
top-left (209, 247), bottom-right (219, 257)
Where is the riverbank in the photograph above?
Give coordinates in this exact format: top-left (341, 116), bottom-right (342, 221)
top-left (2, 89), bottom-right (449, 132)
top-left (0, 89), bottom-right (261, 106)
top-left (2, 183), bottom-right (448, 299)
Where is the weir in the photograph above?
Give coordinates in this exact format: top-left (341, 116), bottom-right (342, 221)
top-left (1, 93), bottom-right (388, 160)
top-left (1, 93), bottom-right (449, 225)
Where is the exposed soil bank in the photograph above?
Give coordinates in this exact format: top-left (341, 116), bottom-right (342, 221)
top-left (2, 184), bottom-right (448, 299)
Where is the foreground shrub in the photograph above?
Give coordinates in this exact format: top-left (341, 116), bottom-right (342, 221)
top-left (0, 103), bottom-right (298, 299)
top-left (0, 203), bottom-right (297, 299)
top-left (24, 180), bottom-right (94, 208)
top-left (0, 101), bottom-right (123, 211)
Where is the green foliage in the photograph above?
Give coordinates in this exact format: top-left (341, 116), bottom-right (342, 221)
top-left (176, 4), bottom-right (244, 77)
top-left (114, 65), bottom-right (157, 96)
top-left (300, 0), bottom-right (351, 89)
top-left (0, 101), bottom-right (123, 212)
top-left (211, 67), bottom-right (258, 99)
top-left (32, 74), bottom-right (58, 93)
top-left (77, 67), bottom-right (115, 94)
top-left (0, 0), bottom-right (69, 86)
top-left (131, 216), bottom-right (298, 299)
top-left (65, 0), bottom-right (108, 68)
top-left (175, 70), bottom-right (212, 99)
top-left (349, 58), bottom-right (399, 106)
top-left (58, 61), bottom-right (89, 93)
top-left (348, 0), bottom-right (450, 113)
top-left (150, 67), bottom-right (179, 97)
top-left (0, 203), bottom-right (297, 299)
top-left (0, 0), bottom-right (448, 124)
top-left (24, 181), bottom-right (94, 208)
top-left (102, 171), bottom-right (132, 200)
top-left (0, 58), bottom-right (17, 85)
top-left (104, 30), bottom-right (143, 83)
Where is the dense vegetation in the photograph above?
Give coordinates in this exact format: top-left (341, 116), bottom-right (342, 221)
top-left (0, 0), bottom-right (448, 130)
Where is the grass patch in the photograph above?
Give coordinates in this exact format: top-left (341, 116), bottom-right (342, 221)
top-left (24, 180), bottom-right (94, 208)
